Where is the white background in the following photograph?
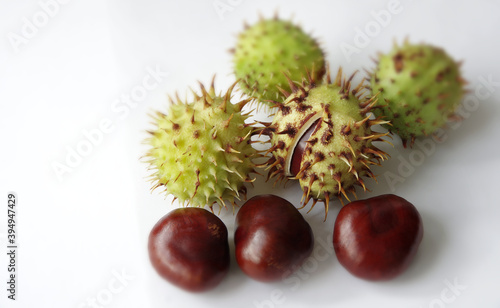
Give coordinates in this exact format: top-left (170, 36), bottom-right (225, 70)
top-left (1, 0), bottom-right (500, 307)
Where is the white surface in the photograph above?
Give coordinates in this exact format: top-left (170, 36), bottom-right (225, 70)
top-left (1, 0), bottom-right (500, 307)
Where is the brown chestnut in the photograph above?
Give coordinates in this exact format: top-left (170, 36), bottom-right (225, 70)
top-left (290, 119), bottom-right (320, 176)
top-left (234, 195), bottom-right (314, 282)
top-left (148, 207), bottom-right (230, 292)
top-left (333, 194), bottom-right (423, 281)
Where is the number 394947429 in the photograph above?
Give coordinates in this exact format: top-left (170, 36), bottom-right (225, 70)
top-left (7, 194), bottom-right (16, 245)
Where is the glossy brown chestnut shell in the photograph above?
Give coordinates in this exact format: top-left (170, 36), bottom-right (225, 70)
top-left (234, 194), bottom-right (314, 282)
top-left (333, 194), bottom-right (423, 281)
top-left (148, 207), bottom-right (230, 292)
top-left (290, 119), bottom-right (320, 177)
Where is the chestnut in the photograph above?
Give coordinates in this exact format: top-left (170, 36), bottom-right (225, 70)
top-left (333, 194), bottom-right (423, 281)
top-left (148, 207), bottom-right (230, 292)
top-left (234, 195), bottom-right (314, 282)
top-left (290, 119), bottom-right (319, 176)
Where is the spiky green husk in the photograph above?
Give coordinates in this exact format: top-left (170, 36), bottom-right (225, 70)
top-left (233, 16), bottom-right (325, 106)
top-left (262, 68), bottom-right (389, 217)
top-left (370, 41), bottom-right (466, 147)
top-left (144, 80), bottom-right (258, 210)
